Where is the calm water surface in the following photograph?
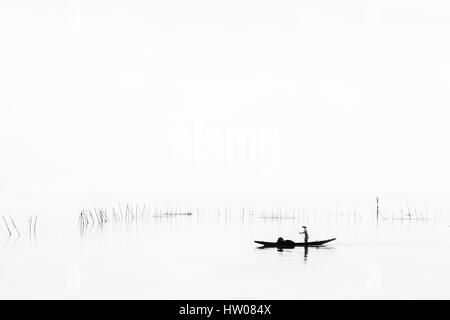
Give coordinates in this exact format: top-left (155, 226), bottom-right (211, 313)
top-left (1, 209), bottom-right (450, 299)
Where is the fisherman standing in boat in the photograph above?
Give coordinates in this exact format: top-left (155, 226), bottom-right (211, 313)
top-left (299, 226), bottom-right (309, 243)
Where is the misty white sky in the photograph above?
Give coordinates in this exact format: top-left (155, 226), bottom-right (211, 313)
top-left (1, 1), bottom-right (450, 213)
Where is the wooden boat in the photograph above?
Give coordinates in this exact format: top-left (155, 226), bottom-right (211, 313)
top-left (254, 238), bottom-right (336, 248)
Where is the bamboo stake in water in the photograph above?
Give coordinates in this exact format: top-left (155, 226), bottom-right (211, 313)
top-left (406, 203), bottom-right (411, 220)
top-left (2, 216), bottom-right (12, 237)
top-left (34, 215), bottom-right (38, 237)
top-left (376, 197), bottom-right (379, 221)
top-left (9, 216), bottom-right (20, 237)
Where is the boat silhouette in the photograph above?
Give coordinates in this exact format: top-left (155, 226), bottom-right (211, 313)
top-left (254, 238), bottom-right (336, 248)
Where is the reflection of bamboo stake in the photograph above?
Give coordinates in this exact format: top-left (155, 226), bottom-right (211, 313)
top-left (2, 216), bottom-right (11, 237)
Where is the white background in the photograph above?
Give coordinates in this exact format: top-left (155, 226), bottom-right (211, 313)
top-left (1, 1), bottom-right (450, 214)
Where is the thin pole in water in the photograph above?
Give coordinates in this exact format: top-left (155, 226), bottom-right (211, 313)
top-left (9, 216), bottom-right (20, 237)
top-left (2, 216), bottom-right (11, 237)
top-left (34, 215), bottom-right (38, 237)
top-left (376, 197), bottom-right (379, 221)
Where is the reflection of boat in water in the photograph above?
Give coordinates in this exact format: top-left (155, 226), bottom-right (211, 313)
top-left (254, 238), bottom-right (336, 248)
